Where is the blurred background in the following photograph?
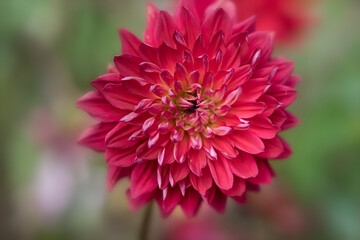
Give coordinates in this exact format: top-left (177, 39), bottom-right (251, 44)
top-left (1, 0), bottom-right (359, 239)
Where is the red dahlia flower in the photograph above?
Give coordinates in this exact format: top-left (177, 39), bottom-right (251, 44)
top-left (77, 0), bottom-right (300, 218)
top-left (193, 0), bottom-right (311, 43)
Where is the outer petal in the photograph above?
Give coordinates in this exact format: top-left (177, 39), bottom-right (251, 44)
top-left (144, 2), bottom-right (160, 45)
top-left (119, 28), bottom-right (142, 56)
top-left (130, 161), bottom-right (158, 198)
top-left (189, 167), bottom-right (213, 196)
top-left (105, 147), bottom-right (137, 167)
top-left (228, 151), bottom-right (259, 179)
top-left (78, 122), bottom-right (116, 151)
top-left (231, 130), bottom-right (265, 154)
top-left (208, 154), bottom-right (234, 190)
top-left (77, 91), bottom-right (127, 122)
top-left (154, 11), bottom-right (177, 47)
top-left (181, 187), bottom-right (202, 218)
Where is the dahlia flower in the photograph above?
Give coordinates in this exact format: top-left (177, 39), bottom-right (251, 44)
top-left (77, 0), bottom-right (299, 217)
top-left (193, 0), bottom-right (311, 42)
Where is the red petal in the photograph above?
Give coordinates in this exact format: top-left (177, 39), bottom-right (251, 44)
top-left (211, 137), bottom-right (238, 159)
top-left (188, 149), bottom-right (206, 176)
top-left (257, 137), bottom-right (284, 159)
top-left (159, 186), bottom-right (182, 217)
top-left (232, 16), bottom-right (257, 34)
top-left (179, 7), bottom-right (201, 47)
top-left (173, 134), bottom-right (190, 163)
top-left (248, 116), bottom-right (280, 139)
top-left (228, 151), bottom-right (258, 178)
top-left (169, 162), bottom-right (190, 187)
top-left (231, 130), bottom-right (265, 154)
top-left (157, 165), bottom-right (170, 189)
top-left (237, 78), bottom-right (269, 101)
top-left (77, 91), bottom-right (127, 122)
top-left (105, 147), bottom-right (137, 167)
top-left (202, 8), bottom-right (232, 44)
top-left (144, 2), bottom-right (160, 45)
top-left (221, 178), bottom-right (246, 197)
top-left (181, 187), bottom-right (202, 218)
top-left (226, 65), bottom-right (252, 91)
top-left (189, 167), bottom-right (213, 196)
top-left (118, 28), bottom-right (142, 56)
top-left (154, 11), bottom-right (176, 47)
top-left (105, 122), bottom-right (139, 149)
top-left (267, 84), bottom-right (297, 107)
top-left (281, 111), bottom-right (300, 130)
top-left (130, 161), bottom-right (158, 198)
top-left (107, 166), bottom-right (131, 191)
top-left (209, 187), bottom-right (227, 213)
top-left (91, 73), bottom-right (121, 91)
top-left (114, 54), bottom-right (142, 77)
top-left (139, 43), bottom-right (160, 65)
top-left (208, 154), bottom-right (234, 190)
top-left (78, 122), bottom-right (116, 151)
top-left (102, 83), bottom-right (141, 110)
top-left (230, 101), bottom-right (266, 118)
top-left (247, 159), bottom-right (273, 185)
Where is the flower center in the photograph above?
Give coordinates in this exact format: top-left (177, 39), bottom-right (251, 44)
top-left (184, 100), bottom-right (199, 114)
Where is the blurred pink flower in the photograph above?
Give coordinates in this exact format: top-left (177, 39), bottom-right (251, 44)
top-left (164, 221), bottom-right (238, 240)
top-left (77, 0), bottom-right (299, 217)
top-left (192, 0), bottom-right (312, 43)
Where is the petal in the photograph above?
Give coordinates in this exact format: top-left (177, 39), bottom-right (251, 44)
top-left (118, 28), bottom-right (142, 56)
top-left (281, 111), bottom-right (300, 130)
top-left (247, 159), bottom-right (273, 185)
top-left (158, 144), bottom-right (176, 165)
top-left (158, 42), bottom-right (181, 71)
top-left (114, 54), bottom-right (142, 77)
top-left (157, 165), bottom-right (170, 189)
top-left (78, 122), bottom-right (116, 151)
top-left (107, 166), bottom-right (131, 191)
top-left (91, 73), bottom-right (121, 91)
top-left (189, 167), bottom-right (213, 196)
top-left (105, 147), bottom-right (137, 167)
top-left (188, 149), bottom-right (207, 176)
top-left (248, 116), bottom-right (280, 139)
top-left (169, 162), bottom-right (190, 187)
top-left (105, 122), bottom-right (139, 149)
top-left (221, 178), bottom-right (246, 197)
top-left (202, 8), bottom-right (232, 44)
top-left (173, 134), bottom-right (190, 163)
top-left (267, 84), bottom-right (297, 107)
top-left (77, 91), bottom-right (127, 122)
top-left (102, 83), bottom-right (141, 110)
top-left (226, 65), bottom-right (252, 91)
top-left (130, 161), bottom-right (158, 198)
top-left (237, 78), bottom-right (269, 101)
top-left (256, 137), bottom-right (284, 159)
top-left (154, 11), bottom-right (177, 47)
top-left (208, 154), bottom-right (234, 190)
top-left (209, 187), bottom-right (227, 213)
top-left (228, 151), bottom-right (258, 179)
top-left (179, 6), bottom-right (201, 47)
top-left (232, 16), bottom-right (257, 34)
top-left (230, 101), bottom-right (266, 118)
top-left (159, 186), bottom-right (182, 217)
top-left (144, 2), bottom-right (160, 45)
top-left (211, 137), bottom-right (238, 159)
top-left (181, 187), bottom-right (202, 218)
top-left (231, 130), bottom-right (265, 154)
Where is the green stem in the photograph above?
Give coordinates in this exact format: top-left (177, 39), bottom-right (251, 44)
top-left (139, 201), bottom-right (153, 240)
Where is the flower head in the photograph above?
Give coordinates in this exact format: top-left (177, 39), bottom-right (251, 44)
top-left (77, 0), bottom-right (300, 217)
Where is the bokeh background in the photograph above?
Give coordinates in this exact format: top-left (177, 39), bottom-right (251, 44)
top-left (1, 0), bottom-right (359, 239)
